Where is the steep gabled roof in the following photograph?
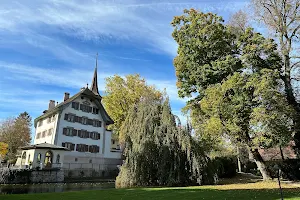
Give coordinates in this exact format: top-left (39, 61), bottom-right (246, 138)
top-left (34, 87), bottom-right (114, 127)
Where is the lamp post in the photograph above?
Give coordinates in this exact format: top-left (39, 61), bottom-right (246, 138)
top-left (274, 164), bottom-right (284, 200)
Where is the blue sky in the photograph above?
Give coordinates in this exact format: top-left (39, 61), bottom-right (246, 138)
top-left (0, 0), bottom-right (248, 131)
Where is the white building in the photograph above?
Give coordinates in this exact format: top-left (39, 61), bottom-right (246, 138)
top-left (17, 64), bottom-right (122, 171)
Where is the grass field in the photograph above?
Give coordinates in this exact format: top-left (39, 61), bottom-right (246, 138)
top-left (1, 181), bottom-right (300, 200)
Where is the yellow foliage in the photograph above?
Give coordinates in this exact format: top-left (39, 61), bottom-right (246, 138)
top-left (0, 142), bottom-right (8, 159)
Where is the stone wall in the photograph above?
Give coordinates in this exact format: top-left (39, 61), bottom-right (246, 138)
top-left (30, 170), bottom-right (64, 183)
top-left (0, 168), bottom-right (64, 184)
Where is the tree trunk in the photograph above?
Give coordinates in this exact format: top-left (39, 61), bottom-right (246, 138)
top-left (250, 149), bottom-right (271, 180)
top-left (279, 145), bottom-right (285, 160)
top-left (282, 55), bottom-right (300, 157)
top-left (237, 146), bottom-right (242, 173)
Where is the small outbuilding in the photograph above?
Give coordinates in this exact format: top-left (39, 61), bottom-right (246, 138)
top-left (15, 143), bottom-right (69, 169)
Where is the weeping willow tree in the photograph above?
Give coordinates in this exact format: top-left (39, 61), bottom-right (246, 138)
top-left (116, 97), bottom-right (216, 188)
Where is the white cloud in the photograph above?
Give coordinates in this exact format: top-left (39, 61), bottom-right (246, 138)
top-left (0, 0), bottom-right (248, 57)
top-left (0, 0), bottom-right (248, 121)
top-left (0, 61), bottom-right (112, 89)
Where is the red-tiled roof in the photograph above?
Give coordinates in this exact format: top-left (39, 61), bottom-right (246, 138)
top-left (258, 142), bottom-right (297, 161)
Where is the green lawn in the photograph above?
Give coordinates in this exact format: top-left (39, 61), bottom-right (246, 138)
top-left (1, 182), bottom-right (300, 200)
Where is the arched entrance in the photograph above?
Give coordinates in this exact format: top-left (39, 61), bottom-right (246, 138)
top-left (44, 151), bottom-right (53, 168)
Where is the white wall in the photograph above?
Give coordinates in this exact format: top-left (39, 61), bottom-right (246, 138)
top-left (104, 130), bottom-right (121, 159)
top-left (33, 93), bottom-right (122, 165)
top-left (56, 96), bottom-right (113, 160)
top-left (18, 149), bottom-right (65, 168)
top-left (34, 114), bottom-right (58, 144)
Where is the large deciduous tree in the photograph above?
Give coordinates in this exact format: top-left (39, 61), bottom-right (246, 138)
top-left (102, 74), bottom-right (162, 141)
top-left (251, 0), bottom-right (300, 155)
top-left (171, 9), bottom-right (293, 180)
top-left (0, 112), bottom-right (32, 161)
top-left (116, 97), bottom-right (215, 188)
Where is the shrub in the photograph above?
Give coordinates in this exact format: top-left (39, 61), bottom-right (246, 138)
top-left (67, 170), bottom-right (73, 178)
top-left (0, 168), bottom-right (32, 184)
top-left (212, 156), bottom-right (237, 178)
top-left (79, 171), bottom-right (84, 177)
top-left (266, 159), bottom-right (300, 180)
top-left (91, 169), bottom-right (99, 177)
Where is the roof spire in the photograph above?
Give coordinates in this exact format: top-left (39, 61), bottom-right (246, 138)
top-left (90, 53), bottom-right (99, 95)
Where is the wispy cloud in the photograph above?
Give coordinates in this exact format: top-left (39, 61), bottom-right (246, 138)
top-left (0, 61), bottom-right (112, 89)
top-left (0, 0), bottom-right (247, 57)
top-left (0, 0), bottom-right (247, 122)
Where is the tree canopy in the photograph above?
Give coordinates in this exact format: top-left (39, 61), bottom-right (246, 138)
top-left (102, 74), bottom-right (162, 141)
top-left (250, 0), bottom-right (300, 155)
top-left (116, 97), bottom-right (216, 188)
top-left (0, 112), bottom-right (32, 161)
top-left (171, 9), bottom-right (293, 180)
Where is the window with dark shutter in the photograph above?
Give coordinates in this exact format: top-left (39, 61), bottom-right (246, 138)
top-left (76, 144), bottom-right (79, 151)
top-left (67, 114), bottom-right (75, 122)
top-left (72, 129), bottom-right (77, 136)
top-left (82, 117), bottom-right (87, 125)
top-left (71, 144), bottom-right (75, 151)
top-left (78, 117), bottom-right (82, 123)
top-left (74, 116), bottom-right (78, 122)
top-left (62, 142), bottom-right (65, 147)
top-left (64, 114), bottom-right (68, 120)
top-left (63, 128), bottom-right (67, 135)
top-left (98, 133), bottom-right (100, 140)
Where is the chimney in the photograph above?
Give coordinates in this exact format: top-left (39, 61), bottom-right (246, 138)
top-left (64, 92), bottom-right (70, 101)
top-left (48, 100), bottom-right (55, 110)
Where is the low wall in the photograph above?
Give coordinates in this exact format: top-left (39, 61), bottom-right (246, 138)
top-left (0, 168), bottom-right (64, 184)
top-left (64, 168), bottom-right (118, 180)
top-left (31, 170), bottom-right (64, 183)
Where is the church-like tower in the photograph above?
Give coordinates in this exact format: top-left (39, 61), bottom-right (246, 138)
top-left (33, 58), bottom-right (121, 170)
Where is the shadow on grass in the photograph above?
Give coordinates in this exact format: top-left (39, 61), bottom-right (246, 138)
top-left (218, 172), bottom-right (263, 185)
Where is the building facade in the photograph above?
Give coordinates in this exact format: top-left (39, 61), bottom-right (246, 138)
top-left (30, 65), bottom-right (121, 171)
